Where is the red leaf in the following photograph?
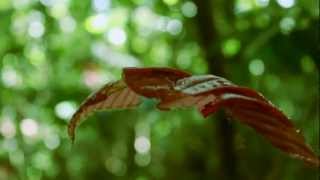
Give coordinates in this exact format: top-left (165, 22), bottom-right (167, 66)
top-left (201, 94), bottom-right (319, 166)
top-left (68, 67), bottom-right (319, 167)
top-left (172, 75), bottom-right (319, 167)
top-left (123, 67), bottom-right (190, 101)
top-left (68, 80), bottom-right (140, 142)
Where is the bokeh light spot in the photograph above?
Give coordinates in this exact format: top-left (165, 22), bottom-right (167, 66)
top-left (177, 51), bottom-right (192, 69)
top-left (235, 0), bottom-right (254, 13)
top-left (44, 133), bottom-right (60, 150)
top-left (249, 59), bottom-right (265, 76)
top-left (276, 0), bottom-right (295, 8)
top-left (106, 27), bottom-right (127, 45)
top-left (83, 68), bottom-right (111, 89)
top-left (59, 16), bottom-right (76, 33)
top-left (20, 118), bottom-right (39, 137)
top-left (1, 66), bottom-right (22, 88)
top-left (300, 56), bottom-right (315, 73)
top-left (28, 21), bottom-right (45, 38)
top-left (222, 38), bottom-right (241, 57)
top-left (181, 1), bottom-right (197, 18)
top-left (25, 44), bottom-right (46, 66)
top-left (85, 14), bottom-right (109, 34)
top-left (50, 2), bottom-right (68, 19)
top-left (134, 136), bottom-right (151, 154)
top-left (91, 42), bottom-right (140, 67)
top-left (155, 16), bottom-right (169, 32)
top-left (163, 0), bottom-right (179, 6)
top-left (32, 151), bottom-right (51, 171)
top-left (166, 19), bottom-right (182, 35)
top-left (0, 119), bottom-right (16, 139)
top-left (9, 149), bottom-right (24, 166)
top-left (40, 0), bottom-right (54, 7)
top-left (55, 101), bottom-right (77, 121)
top-left (256, 0), bottom-right (269, 7)
top-left (3, 138), bottom-right (18, 152)
top-left (92, 0), bottom-right (111, 12)
top-left (12, 0), bottom-right (30, 9)
top-left (279, 17), bottom-right (295, 34)
top-left (135, 153), bottom-right (151, 167)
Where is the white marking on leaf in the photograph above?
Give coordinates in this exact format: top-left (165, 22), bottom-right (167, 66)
top-left (174, 75), bottom-right (233, 95)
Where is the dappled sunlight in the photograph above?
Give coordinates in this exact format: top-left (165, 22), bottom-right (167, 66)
top-left (20, 118), bottom-right (39, 138)
top-left (277, 0), bottom-right (295, 8)
top-left (0, 0), bottom-right (318, 179)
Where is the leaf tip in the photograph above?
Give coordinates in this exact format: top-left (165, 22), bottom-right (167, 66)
top-left (67, 114), bottom-right (79, 144)
top-left (67, 123), bottom-right (75, 144)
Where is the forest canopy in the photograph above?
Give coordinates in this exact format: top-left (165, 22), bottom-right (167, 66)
top-left (0, 0), bottom-right (318, 179)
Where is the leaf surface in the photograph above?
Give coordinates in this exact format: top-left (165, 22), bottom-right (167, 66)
top-left (68, 67), bottom-right (319, 167)
top-left (68, 80), bottom-right (140, 142)
top-left (170, 75), bottom-right (319, 167)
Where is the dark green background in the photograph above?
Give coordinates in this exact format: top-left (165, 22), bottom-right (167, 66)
top-left (0, 0), bottom-right (318, 179)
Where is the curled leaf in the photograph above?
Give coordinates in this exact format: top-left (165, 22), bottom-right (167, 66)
top-left (123, 67), bottom-right (190, 100)
top-left (171, 75), bottom-right (319, 167)
top-left (68, 67), bottom-right (319, 167)
top-left (201, 93), bottom-right (319, 166)
top-left (68, 80), bottom-right (140, 142)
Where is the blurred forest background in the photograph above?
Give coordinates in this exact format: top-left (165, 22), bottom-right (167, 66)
top-left (0, 0), bottom-right (319, 179)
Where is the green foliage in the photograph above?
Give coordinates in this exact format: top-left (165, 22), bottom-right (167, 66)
top-left (0, 0), bottom-right (318, 179)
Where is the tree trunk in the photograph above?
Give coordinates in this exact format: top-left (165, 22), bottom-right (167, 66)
top-left (193, 0), bottom-right (237, 179)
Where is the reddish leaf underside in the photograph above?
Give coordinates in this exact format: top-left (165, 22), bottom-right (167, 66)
top-left (68, 67), bottom-right (319, 167)
top-left (68, 80), bottom-right (140, 143)
top-left (123, 67), bottom-right (191, 100)
top-left (201, 94), bottom-right (318, 166)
